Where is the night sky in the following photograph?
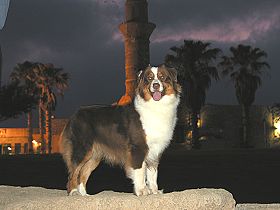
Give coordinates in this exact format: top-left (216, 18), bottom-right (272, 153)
top-left (0, 0), bottom-right (280, 126)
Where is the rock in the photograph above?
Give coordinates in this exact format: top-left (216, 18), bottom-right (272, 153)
top-left (0, 186), bottom-right (235, 210)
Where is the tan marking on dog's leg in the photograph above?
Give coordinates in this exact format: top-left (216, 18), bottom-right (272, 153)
top-left (78, 158), bottom-right (101, 196)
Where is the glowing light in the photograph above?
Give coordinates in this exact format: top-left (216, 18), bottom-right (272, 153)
top-left (7, 146), bottom-right (11, 151)
top-left (197, 119), bottom-right (201, 128)
top-left (32, 140), bottom-right (38, 146)
top-left (32, 140), bottom-right (41, 146)
top-left (187, 131), bottom-right (192, 139)
top-left (274, 119), bottom-right (280, 138)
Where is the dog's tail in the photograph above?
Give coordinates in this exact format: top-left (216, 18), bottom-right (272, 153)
top-left (59, 121), bottom-right (75, 173)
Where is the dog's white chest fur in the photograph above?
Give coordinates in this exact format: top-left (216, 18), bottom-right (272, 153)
top-left (134, 94), bottom-right (180, 161)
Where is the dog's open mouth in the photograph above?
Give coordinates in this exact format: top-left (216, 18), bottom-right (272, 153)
top-left (152, 91), bottom-right (162, 101)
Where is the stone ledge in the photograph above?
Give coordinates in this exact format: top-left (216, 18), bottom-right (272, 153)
top-left (236, 204), bottom-right (280, 210)
top-left (0, 186), bottom-right (235, 210)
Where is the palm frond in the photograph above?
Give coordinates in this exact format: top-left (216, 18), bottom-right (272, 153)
top-left (165, 39), bottom-right (221, 111)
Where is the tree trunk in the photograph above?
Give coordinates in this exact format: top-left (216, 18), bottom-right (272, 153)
top-left (27, 111), bottom-right (33, 154)
top-left (45, 108), bottom-right (52, 154)
top-left (191, 111), bottom-right (200, 149)
top-left (39, 100), bottom-right (46, 154)
top-left (241, 104), bottom-right (250, 147)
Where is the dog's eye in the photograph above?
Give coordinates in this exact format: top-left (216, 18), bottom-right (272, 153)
top-left (160, 76), bottom-right (165, 80)
top-left (147, 77), bottom-right (153, 81)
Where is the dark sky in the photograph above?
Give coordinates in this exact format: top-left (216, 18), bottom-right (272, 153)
top-left (0, 0), bottom-right (280, 125)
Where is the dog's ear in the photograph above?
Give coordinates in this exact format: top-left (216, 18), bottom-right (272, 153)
top-left (136, 70), bottom-right (143, 84)
top-left (135, 70), bottom-right (145, 97)
top-left (168, 67), bottom-right (178, 83)
top-left (136, 70), bottom-right (144, 88)
top-left (165, 66), bottom-right (181, 93)
top-left (137, 70), bottom-right (143, 78)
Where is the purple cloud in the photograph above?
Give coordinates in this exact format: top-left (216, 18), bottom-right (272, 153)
top-left (92, 0), bottom-right (124, 7)
top-left (151, 8), bottom-right (280, 43)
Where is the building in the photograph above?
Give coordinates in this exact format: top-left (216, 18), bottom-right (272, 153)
top-left (198, 105), bottom-right (279, 149)
top-left (0, 119), bottom-right (68, 155)
top-left (175, 104), bottom-right (280, 149)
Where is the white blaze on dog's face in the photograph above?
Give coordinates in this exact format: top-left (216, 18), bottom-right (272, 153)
top-left (150, 67), bottom-right (164, 101)
top-left (136, 65), bottom-right (181, 102)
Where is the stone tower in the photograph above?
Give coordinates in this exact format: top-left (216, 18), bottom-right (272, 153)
top-left (118, 0), bottom-right (155, 105)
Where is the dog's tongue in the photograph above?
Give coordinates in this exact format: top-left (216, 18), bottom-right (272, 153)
top-left (152, 91), bottom-right (162, 101)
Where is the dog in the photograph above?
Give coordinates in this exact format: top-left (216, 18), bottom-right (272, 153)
top-left (60, 64), bottom-right (181, 196)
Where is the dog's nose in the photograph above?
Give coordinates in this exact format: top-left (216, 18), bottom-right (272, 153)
top-left (153, 83), bottom-right (160, 90)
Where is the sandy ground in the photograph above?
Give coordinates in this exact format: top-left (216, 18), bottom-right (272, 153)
top-left (1, 186), bottom-right (280, 209)
top-left (0, 186), bottom-right (236, 210)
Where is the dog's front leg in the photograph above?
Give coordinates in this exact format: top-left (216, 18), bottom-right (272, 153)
top-left (130, 162), bottom-right (150, 196)
top-left (146, 164), bottom-right (163, 194)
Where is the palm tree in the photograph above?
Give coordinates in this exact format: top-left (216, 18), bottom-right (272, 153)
top-left (0, 82), bottom-right (37, 121)
top-left (10, 61), bottom-right (39, 154)
top-left (31, 63), bottom-right (46, 153)
top-left (219, 44), bottom-right (270, 147)
top-left (33, 63), bottom-right (69, 154)
top-left (165, 40), bottom-right (221, 149)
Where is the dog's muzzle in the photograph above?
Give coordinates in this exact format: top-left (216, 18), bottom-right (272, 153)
top-left (150, 80), bottom-right (163, 101)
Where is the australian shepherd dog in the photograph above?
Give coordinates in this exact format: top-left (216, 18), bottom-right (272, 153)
top-left (60, 64), bottom-right (181, 196)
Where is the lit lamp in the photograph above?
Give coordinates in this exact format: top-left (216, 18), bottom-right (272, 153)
top-left (273, 119), bottom-right (280, 138)
top-left (197, 119), bottom-right (202, 128)
top-left (7, 146), bottom-right (12, 155)
top-left (32, 140), bottom-right (41, 152)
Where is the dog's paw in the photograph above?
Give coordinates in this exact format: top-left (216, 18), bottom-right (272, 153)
top-left (150, 189), bottom-right (163, 195)
top-left (68, 188), bottom-right (89, 196)
top-left (135, 186), bottom-right (151, 196)
top-left (68, 189), bottom-right (80, 196)
top-left (147, 184), bottom-right (163, 195)
top-left (77, 183), bottom-right (88, 196)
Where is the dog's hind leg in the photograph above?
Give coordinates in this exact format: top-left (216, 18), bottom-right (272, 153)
top-left (77, 157), bottom-right (101, 196)
top-left (67, 151), bottom-right (94, 196)
top-left (67, 164), bottom-right (83, 195)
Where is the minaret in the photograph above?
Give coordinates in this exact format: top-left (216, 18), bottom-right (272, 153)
top-left (118, 0), bottom-right (155, 105)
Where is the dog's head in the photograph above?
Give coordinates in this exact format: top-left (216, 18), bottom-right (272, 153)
top-left (135, 64), bottom-right (181, 102)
